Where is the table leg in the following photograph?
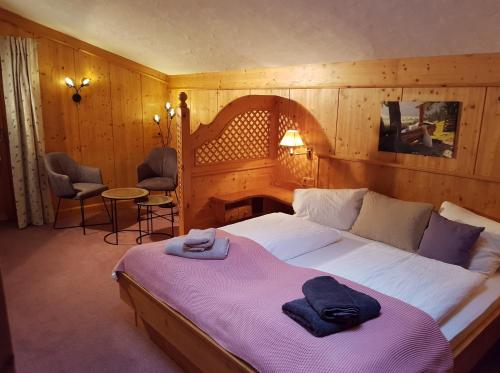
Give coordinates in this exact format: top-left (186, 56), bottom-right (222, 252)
top-left (113, 200), bottom-right (119, 244)
top-left (150, 205), bottom-right (154, 234)
top-left (138, 205), bottom-right (142, 244)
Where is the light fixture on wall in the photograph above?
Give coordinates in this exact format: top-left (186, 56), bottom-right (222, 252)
top-left (165, 102), bottom-right (175, 119)
top-left (279, 129), bottom-right (312, 159)
top-left (65, 77), bottom-right (91, 103)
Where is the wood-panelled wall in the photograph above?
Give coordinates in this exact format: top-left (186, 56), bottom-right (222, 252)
top-left (0, 9), bottom-right (170, 211)
top-left (169, 54), bottom-right (500, 222)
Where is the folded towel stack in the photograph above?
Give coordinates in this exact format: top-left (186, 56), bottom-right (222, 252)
top-left (282, 276), bottom-right (380, 337)
top-left (165, 228), bottom-right (229, 260)
top-left (184, 228), bottom-right (216, 251)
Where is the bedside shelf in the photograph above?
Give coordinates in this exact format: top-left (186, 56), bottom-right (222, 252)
top-left (210, 186), bottom-right (294, 225)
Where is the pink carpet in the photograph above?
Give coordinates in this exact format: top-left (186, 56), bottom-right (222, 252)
top-left (0, 204), bottom-right (183, 373)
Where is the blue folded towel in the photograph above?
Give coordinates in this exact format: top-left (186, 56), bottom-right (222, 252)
top-left (282, 298), bottom-right (345, 337)
top-left (184, 228), bottom-right (216, 251)
top-left (302, 276), bottom-right (360, 323)
top-left (282, 279), bottom-right (381, 337)
top-left (165, 236), bottom-right (229, 260)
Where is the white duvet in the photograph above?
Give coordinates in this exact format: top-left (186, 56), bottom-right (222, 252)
top-left (222, 213), bottom-right (486, 322)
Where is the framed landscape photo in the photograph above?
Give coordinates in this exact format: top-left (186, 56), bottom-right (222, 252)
top-left (378, 101), bottom-right (461, 158)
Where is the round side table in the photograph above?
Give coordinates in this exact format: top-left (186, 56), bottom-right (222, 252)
top-left (101, 187), bottom-right (149, 245)
top-left (136, 195), bottom-right (174, 244)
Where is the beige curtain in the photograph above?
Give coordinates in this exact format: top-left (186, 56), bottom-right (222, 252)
top-left (0, 36), bottom-right (53, 228)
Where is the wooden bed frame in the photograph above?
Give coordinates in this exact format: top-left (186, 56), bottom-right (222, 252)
top-left (118, 272), bottom-right (499, 373)
top-left (117, 93), bottom-right (499, 372)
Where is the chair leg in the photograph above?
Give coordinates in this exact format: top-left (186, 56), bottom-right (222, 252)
top-left (53, 198), bottom-right (62, 229)
top-left (101, 196), bottom-right (111, 221)
top-left (80, 199), bottom-right (86, 235)
top-left (171, 205), bottom-right (175, 236)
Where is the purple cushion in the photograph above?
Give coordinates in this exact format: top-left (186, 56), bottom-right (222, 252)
top-left (417, 212), bottom-right (484, 267)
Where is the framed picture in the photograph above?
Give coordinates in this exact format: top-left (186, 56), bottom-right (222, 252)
top-left (379, 101), bottom-right (461, 158)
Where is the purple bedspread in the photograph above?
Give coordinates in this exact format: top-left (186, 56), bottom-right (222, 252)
top-left (114, 231), bottom-right (453, 373)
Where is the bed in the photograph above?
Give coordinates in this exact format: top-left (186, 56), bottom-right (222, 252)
top-left (114, 211), bottom-right (499, 373)
top-left (114, 92), bottom-right (499, 372)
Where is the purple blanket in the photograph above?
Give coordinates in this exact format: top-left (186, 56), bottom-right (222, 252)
top-left (114, 231), bottom-right (453, 373)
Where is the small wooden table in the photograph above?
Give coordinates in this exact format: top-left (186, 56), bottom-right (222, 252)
top-left (211, 186), bottom-right (294, 225)
top-left (101, 187), bottom-right (149, 245)
top-left (136, 195), bottom-right (174, 244)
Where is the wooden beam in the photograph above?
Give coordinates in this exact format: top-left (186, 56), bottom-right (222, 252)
top-left (167, 53), bottom-right (500, 89)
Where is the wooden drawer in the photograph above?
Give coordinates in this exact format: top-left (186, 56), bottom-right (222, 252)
top-left (224, 205), bottom-right (252, 223)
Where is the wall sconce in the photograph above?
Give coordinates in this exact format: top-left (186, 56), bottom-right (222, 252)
top-left (65, 77), bottom-right (90, 103)
top-left (152, 102), bottom-right (176, 148)
top-left (279, 129), bottom-right (312, 159)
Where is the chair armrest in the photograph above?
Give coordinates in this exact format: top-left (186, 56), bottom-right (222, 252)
top-left (137, 162), bottom-right (155, 182)
top-left (78, 165), bottom-right (103, 184)
top-left (48, 173), bottom-right (75, 198)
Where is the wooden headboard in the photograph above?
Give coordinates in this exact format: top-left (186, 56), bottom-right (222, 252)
top-left (175, 92), bottom-right (335, 232)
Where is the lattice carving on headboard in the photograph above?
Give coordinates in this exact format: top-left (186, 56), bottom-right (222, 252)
top-left (277, 113), bottom-right (313, 183)
top-left (195, 110), bottom-right (271, 165)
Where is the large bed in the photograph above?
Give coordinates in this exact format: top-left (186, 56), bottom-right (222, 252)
top-left (223, 214), bottom-right (500, 350)
top-left (114, 212), bottom-right (500, 373)
top-left (115, 93), bottom-right (499, 372)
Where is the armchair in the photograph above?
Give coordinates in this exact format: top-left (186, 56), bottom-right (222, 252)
top-left (44, 152), bottom-right (110, 234)
top-left (137, 147), bottom-right (178, 198)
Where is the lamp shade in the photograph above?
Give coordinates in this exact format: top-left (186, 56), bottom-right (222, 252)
top-left (81, 77), bottom-right (91, 87)
top-left (64, 77), bottom-right (75, 88)
top-left (279, 129), bottom-right (304, 147)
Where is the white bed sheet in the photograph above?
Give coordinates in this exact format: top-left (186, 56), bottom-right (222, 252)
top-left (222, 216), bottom-right (500, 343)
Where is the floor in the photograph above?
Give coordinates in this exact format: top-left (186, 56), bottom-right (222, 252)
top-left (0, 203), bottom-right (183, 373)
top-left (0, 204), bottom-right (498, 373)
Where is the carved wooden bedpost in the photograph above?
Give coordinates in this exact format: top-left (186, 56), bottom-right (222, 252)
top-left (176, 92), bottom-right (191, 235)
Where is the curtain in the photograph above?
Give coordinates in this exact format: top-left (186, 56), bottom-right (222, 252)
top-left (0, 36), bottom-right (53, 228)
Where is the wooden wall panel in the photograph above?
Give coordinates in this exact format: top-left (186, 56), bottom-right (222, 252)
top-left (0, 70), bottom-right (15, 221)
top-left (110, 65), bottom-right (144, 187)
top-left (189, 90), bottom-right (218, 132)
top-left (75, 51), bottom-right (115, 187)
top-left (250, 89), bottom-right (289, 98)
top-left (218, 90), bottom-right (251, 111)
top-left (336, 88), bottom-right (401, 162)
top-left (475, 87), bottom-right (500, 181)
top-left (289, 89), bottom-right (338, 156)
top-left (168, 53), bottom-right (500, 90)
top-left (318, 157), bottom-right (500, 222)
top-left (37, 38), bottom-right (80, 161)
top-left (397, 87), bottom-right (486, 175)
top-left (0, 18), bottom-right (32, 37)
top-left (142, 76), bottom-right (169, 153)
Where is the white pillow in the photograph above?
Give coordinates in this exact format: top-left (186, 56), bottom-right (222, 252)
top-left (293, 188), bottom-right (368, 230)
top-left (221, 213), bottom-right (341, 261)
top-left (439, 201), bottom-right (500, 276)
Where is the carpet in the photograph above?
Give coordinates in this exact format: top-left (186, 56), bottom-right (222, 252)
top-left (0, 204), bottom-right (183, 373)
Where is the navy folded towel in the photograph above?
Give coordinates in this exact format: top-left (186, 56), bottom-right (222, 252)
top-left (282, 278), bottom-right (381, 337)
top-left (302, 276), bottom-right (360, 323)
top-left (282, 298), bottom-right (344, 337)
